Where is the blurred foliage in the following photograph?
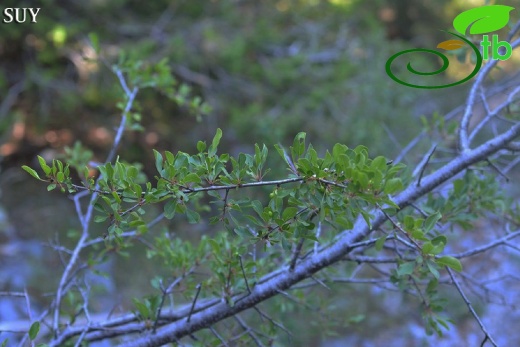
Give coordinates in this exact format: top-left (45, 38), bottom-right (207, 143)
top-left (2, 0), bottom-right (487, 172)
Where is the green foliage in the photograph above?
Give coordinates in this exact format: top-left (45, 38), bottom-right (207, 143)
top-left (28, 321), bottom-right (40, 341)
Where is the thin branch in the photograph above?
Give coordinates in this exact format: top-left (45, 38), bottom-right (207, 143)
top-left (449, 230), bottom-right (520, 259)
top-left (209, 326), bottom-right (228, 347)
top-left (187, 284), bottom-right (202, 323)
top-left (52, 69), bottom-right (139, 337)
top-left (446, 267), bottom-right (498, 347)
top-left (234, 315), bottom-right (265, 347)
top-left (289, 238), bottom-right (305, 272)
top-left (413, 144), bottom-right (437, 187)
top-left (238, 255), bottom-right (251, 294)
top-left (253, 307), bottom-right (292, 338)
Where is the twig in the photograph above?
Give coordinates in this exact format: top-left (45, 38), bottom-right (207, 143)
top-left (289, 238), bottom-right (304, 272)
top-left (234, 315), bottom-right (265, 347)
top-left (253, 307), bottom-right (292, 338)
top-left (238, 255), bottom-right (251, 294)
top-left (210, 326), bottom-right (228, 347)
top-left (446, 267), bottom-right (498, 347)
top-left (413, 144), bottom-right (437, 187)
top-left (449, 230), bottom-right (520, 259)
top-left (52, 69), bottom-right (139, 337)
top-left (187, 284), bottom-right (202, 323)
top-left (485, 159), bottom-right (509, 182)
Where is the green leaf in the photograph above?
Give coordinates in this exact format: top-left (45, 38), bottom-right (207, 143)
top-left (282, 207), bottom-right (298, 221)
top-left (453, 5), bottom-right (514, 35)
top-left (375, 234), bottom-right (387, 251)
top-left (197, 141), bottom-right (206, 152)
top-left (186, 209), bottom-right (200, 224)
top-left (153, 150), bottom-right (163, 174)
top-left (431, 235), bottom-right (447, 247)
top-left (397, 261), bottom-right (415, 276)
top-left (426, 260), bottom-right (440, 279)
top-left (384, 178), bottom-right (403, 194)
top-left (126, 167), bottom-right (138, 180)
top-left (422, 241), bottom-right (434, 254)
top-left (208, 128), bottom-right (222, 157)
top-left (291, 132), bottom-right (306, 159)
top-left (56, 172), bottom-right (65, 183)
top-left (164, 151), bottom-right (175, 163)
top-left (133, 299), bottom-right (150, 319)
top-left (424, 212), bottom-right (442, 233)
top-left (37, 156), bottom-right (51, 175)
top-left (47, 184), bottom-right (57, 191)
top-left (94, 215), bottom-right (108, 223)
top-left (436, 256), bottom-right (463, 272)
top-left (184, 173), bottom-right (201, 184)
top-left (29, 321), bottom-right (40, 340)
top-left (370, 156), bottom-right (387, 172)
top-left (164, 200), bottom-right (177, 219)
top-left (251, 200), bottom-right (263, 218)
top-left (22, 166), bottom-right (41, 180)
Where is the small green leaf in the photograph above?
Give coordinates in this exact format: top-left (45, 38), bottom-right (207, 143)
top-left (94, 215), bottom-right (108, 223)
top-left (431, 235), bottom-right (447, 246)
top-left (184, 173), bottom-right (201, 184)
top-left (291, 132), bottom-right (306, 159)
top-left (424, 212), bottom-right (442, 233)
top-left (37, 156), bottom-right (51, 175)
top-left (426, 260), bottom-right (440, 279)
top-left (282, 207), bottom-right (298, 221)
top-left (375, 234), bottom-right (387, 251)
top-left (153, 150), bottom-right (163, 174)
top-left (29, 321), bottom-right (40, 340)
top-left (197, 141), bottom-right (206, 152)
top-left (56, 172), bottom-right (65, 183)
top-left (47, 184), bottom-right (57, 191)
top-left (133, 299), bottom-right (150, 319)
top-left (251, 200), bottom-right (263, 218)
top-left (22, 166), bottom-right (41, 180)
top-left (436, 256), bottom-right (462, 272)
top-left (384, 178), bottom-right (403, 194)
top-left (186, 209), bottom-right (200, 224)
top-left (453, 5), bottom-right (515, 35)
top-left (397, 261), bottom-right (415, 276)
top-left (164, 151), bottom-right (175, 163)
top-left (164, 200), bottom-right (177, 219)
top-left (370, 156), bottom-right (387, 172)
top-left (422, 241), bottom-right (434, 254)
top-left (209, 128), bottom-right (222, 157)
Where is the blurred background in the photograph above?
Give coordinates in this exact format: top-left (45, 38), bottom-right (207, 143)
top-left (1, 0), bottom-right (519, 346)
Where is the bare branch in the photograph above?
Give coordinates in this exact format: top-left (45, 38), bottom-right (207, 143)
top-left (446, 267), bottom-right (498, 347)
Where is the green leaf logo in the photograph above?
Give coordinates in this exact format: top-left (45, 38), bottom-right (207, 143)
top-left (453, 5), bottom-right (514, 35)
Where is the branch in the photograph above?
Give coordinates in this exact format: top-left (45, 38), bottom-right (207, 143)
top-left (122, 107), bottom-right (520, 346)
top-left (51, 69), bottom-right (139, 337)
top-left (446, 267), bottom-right (498, 347)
